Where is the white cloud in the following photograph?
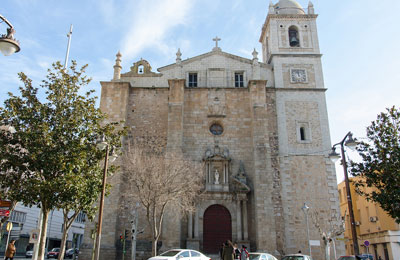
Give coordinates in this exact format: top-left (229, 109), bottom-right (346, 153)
top-left (120, 0), bottom-right (195, 62)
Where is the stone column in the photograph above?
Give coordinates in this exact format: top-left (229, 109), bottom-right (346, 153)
top-left (194, 210), bottom-right (199, 238)
top-left (243, 200), bottom-right (248, 240)
top-left (237, 200), bottom-right (242, 241)
top-left (188, 212), bottom-right (193, 239)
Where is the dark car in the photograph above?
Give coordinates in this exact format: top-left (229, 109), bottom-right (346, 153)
top-left (47, 248), bottom-right (60, 258)
top-left (338, 255), bottom-right (374, 260)
top-left (65, 248), bottom-right (79, 259)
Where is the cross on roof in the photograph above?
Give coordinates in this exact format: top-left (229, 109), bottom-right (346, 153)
top-left (213, 36), bottom-right (221, 48)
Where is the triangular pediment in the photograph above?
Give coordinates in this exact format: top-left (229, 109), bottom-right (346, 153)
top-left (158, 50), bottom-right (268, 72)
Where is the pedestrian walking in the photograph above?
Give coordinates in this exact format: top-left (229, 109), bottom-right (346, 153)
top-left (220, 242), bottom-right (226, 260)
top-left (240, 245), bottom-right (249, 260)
top-left (222, 240), bottom-right (234, 260)
top-left (233, 243), bottom-right (240, 260)
top-left (5, 239), bottom-right (16, 260)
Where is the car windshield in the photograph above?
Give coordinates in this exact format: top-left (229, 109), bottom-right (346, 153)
top-left (249, 254), bottom-right (261, 260)
top-left (339, 257), bottom-right (355, 260)
top-left (51, 248), bottom-right (60, 252)
top-left (160, 250), bottom-right (181, 256)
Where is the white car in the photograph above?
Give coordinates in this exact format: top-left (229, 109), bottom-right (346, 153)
top-left (249, 252), bottom-right (278, 260)
top-left (281, 254), bottom-right (313, 260)
top-left (148, 249), bottom-right (211, 260)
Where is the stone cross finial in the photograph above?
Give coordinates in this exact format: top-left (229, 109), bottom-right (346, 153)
top-left (176, 48), bottom-right (182, 64)
top-left (212, 36), bottom-right (221, 51)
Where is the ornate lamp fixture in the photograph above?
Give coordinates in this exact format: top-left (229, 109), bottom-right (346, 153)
top-left (0, 14), bottom-right (20, 56)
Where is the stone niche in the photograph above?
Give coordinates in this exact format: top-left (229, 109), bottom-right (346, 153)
top-left (204, 144), bottom-right (230, 192)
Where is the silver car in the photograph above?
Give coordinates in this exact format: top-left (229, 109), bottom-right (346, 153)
top-left (249, 252), bottom-right (278, 260)
top-left (281, 254), bottom-right (313, 260)
top-left (148, 249), bottom-right (211, 260)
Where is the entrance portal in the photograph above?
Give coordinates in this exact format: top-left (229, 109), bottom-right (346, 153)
top-left (203, 204), bottom-right (232, 254)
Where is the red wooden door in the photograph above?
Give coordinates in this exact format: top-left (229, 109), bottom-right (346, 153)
top-left (203, 204), bottom-right (232, 254)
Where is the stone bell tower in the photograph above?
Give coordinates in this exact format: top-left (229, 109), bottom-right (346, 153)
top-left (259, 0), bottom-right (344, 257)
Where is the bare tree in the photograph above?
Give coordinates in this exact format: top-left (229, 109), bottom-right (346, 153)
top-left (311, 209), bottom-right (345, 260)
top-left (123, 137), bottom-right (203, 256)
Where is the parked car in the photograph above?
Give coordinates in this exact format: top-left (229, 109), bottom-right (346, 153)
top-left (249, 252), bottom-right (278, 260)
top-left (26, 250), bottom-right (33, 258)
top-left (148, 249), bottom-right (211, 260)
top-left (47, 248), bottom-right (61, 258)
top-left (65, 248), bottom-right (79, 259)
top-left (337, 255), bottom-right (374, 260)
top-left (281, 254), bottom-right (313, 260)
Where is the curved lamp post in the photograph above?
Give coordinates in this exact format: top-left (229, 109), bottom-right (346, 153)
top-left (0, 14), bottom-right (20, 56)
top-left (329, 131), bottom-right (359, 255)
top-left (94, 136), bottom-right (117, 260)
top-left (302, 202), bottom-right (311, 257)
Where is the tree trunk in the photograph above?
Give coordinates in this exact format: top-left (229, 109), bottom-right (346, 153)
top-left (58, 219), bottom-right (69, 260)
top-left (153, 238), bottom-right (158, 256)
top-left (325, 240), bottom-right (331, 260)
top-left (38, 209), bottom-right (50, 260)
top-left (58, 210), bottom-right (79, 260)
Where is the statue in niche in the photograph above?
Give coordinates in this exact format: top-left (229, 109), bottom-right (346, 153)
top-left (214, 169), bottom-right (220, 184)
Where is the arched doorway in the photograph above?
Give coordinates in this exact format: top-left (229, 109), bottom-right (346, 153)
top-left (203, 204), bottom-right (232, 254)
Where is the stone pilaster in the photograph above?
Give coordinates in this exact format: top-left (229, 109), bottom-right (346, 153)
top-left (249, 80), bottom-right (277, 253)
top-left (166, 79), bottom-right (185, 152)
top-left (162, 79), bottom-right (186, 249)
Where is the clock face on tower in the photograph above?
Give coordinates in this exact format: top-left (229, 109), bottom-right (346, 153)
top-left (290, 69), bottom-right (307, 83)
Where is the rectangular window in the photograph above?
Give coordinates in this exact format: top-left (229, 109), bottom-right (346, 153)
top-left (188, 73), bottom-right (198, 87)
top-left (9, 211), bottom-right (26, 223)
top-left (235, 72), bottom-right (244, 87)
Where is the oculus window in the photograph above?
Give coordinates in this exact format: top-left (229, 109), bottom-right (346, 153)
top-left (210, 123), bottom-right (223, 135)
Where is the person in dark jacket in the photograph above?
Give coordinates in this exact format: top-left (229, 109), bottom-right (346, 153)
top-left (220, 242), bottom-right (226, 260)
top-left (222, 240), bottom-right (234, 260)
top-left (233, 243), bottom-right (240, 260)
top-left (5, 239), bottom-right (16, 260)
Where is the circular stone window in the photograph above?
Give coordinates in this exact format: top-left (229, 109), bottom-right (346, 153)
top-left (210, 123), bottom-right (223, 135)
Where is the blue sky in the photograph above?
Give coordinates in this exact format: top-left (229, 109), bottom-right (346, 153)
top-left (1, 0), bottom-right (399, 182)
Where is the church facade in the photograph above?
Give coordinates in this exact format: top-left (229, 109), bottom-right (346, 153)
top-left (80, 1), bottom-right (344, 259)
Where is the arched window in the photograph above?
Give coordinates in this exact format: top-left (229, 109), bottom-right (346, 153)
top-left (288, 26), bottom-right (300, 47)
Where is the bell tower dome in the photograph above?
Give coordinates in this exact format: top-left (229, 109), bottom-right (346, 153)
top-left (274, 0), bottom-right (305, 15)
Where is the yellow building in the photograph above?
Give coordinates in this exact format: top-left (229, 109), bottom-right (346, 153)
top-left (338, 178), bottom-right (400, 260)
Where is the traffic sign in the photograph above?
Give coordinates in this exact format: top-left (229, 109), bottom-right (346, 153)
top-left (364, 240), bottom-right (370, 247)
top-left (6, 222), bottom-right (12, 231)
top-left (0, 209), bottom-right (10, 217)
top-left (0, 200), bottom-right (12, 207)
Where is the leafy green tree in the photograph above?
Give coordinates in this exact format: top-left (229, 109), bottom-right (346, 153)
top-left (0, 61), bottom-right (124, 260)
top-left (351, 106), bottom-right (400, 223)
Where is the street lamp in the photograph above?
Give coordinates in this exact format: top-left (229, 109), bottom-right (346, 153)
top-left (0, 14), bottom-right (20, 56)
top-left (329, 131), bottom-right (359, 255)
top-left (94, 136), bottom-right (117, 260)
top-left (302, 202), bottom-right (311, 256)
